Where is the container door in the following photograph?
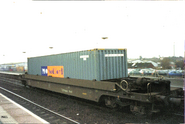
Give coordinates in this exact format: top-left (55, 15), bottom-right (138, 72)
top-left (99, 49), bottom-right (127, 80)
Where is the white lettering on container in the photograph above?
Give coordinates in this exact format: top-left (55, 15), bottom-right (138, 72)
top-left (80, 55), bottom-right (89, 60)
top-left (105, 54), bottom-right (124, 57)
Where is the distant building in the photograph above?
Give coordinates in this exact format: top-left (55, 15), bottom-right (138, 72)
top-left (128, 60), bottom-right (158, 69)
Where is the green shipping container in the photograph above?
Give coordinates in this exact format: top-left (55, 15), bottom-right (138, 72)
top-left (28, 49), bottom-right (128, 81)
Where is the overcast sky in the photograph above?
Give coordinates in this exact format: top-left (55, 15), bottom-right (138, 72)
top-left (0, 0), bottom-right (184, 64)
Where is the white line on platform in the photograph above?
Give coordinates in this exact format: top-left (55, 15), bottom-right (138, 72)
top-left (0, 93), bottom-right (49, 124)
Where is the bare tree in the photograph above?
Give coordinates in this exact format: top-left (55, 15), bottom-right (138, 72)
top-left (161, 58), bottom-right (171, 69)
top-left (176, 60), bottom-right (183, 69)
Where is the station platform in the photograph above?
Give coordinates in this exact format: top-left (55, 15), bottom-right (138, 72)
top-left (0, 93), bottom-right (49, 124)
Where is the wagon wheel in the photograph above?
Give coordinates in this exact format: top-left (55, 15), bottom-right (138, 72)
top-left (105, 97), bottom-right (117, 109)
top-left (130, 105), bottom-right (152, 118)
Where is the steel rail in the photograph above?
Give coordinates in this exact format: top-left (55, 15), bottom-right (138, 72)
top-left (0, 86), bottom-right (80, 124)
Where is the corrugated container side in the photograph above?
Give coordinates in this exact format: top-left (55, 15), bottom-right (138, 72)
top-left (97, 49), bottom-right (127, 80)
top-left (28, 49), bottom-right (128, 81)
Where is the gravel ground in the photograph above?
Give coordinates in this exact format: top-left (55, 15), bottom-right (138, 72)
top-left (0, 79), bottom-right (184, 124)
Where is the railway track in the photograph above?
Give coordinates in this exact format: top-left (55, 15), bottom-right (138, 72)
top-left (0, 76), bottom-right (23, 86)
top-left (0, 87), bottom-right (80, 124)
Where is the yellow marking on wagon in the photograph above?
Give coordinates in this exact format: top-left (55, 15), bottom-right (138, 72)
top-left (82, 93), bottom-right (87, 95)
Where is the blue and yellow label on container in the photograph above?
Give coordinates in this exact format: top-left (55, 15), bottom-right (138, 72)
top-left (41, 66), bottom-right (48, 76)
top-left (41, 66), bottom-right (64, 78)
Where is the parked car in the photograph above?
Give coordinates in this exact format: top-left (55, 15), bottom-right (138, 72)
top-left (139, 68), bottom-right (155, 76)
top-left (128, 69), bottom-right (142, 76)
top-left (128, 69), bottom-right (135, 74)
top-left (153, 70), bottom-right (169, 76)
top-left (168, 70), bottom-right (184, 78)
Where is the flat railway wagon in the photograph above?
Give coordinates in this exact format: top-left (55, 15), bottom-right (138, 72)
top-left (0, 49), bottom-right (184, 116)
